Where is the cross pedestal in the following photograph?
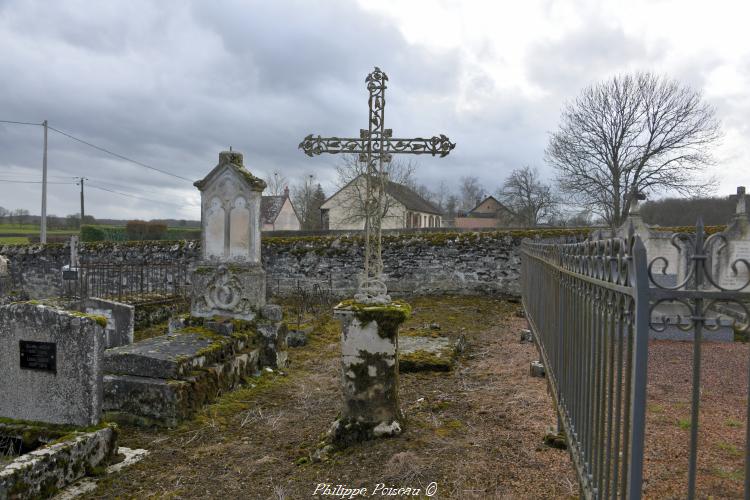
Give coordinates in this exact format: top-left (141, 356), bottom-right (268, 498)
top-left (330, 301), bottom-right (410, 446)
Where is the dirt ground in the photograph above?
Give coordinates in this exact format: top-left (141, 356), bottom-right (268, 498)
top-left (644, 340), bottom-right (749, 499)
top-left (82, 296), bottom-right (578, 499)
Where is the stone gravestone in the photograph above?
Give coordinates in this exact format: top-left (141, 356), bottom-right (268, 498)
top-left (81, 297), bottom-right (134, 348)
top-left (0, 302), bottom-right (106, 426)
top-left (190, 151), bottom-right (267, 320)
top-left (713, 187), bottom-right (750, 290)
top-left (0, 254), bottom-right (8, 276)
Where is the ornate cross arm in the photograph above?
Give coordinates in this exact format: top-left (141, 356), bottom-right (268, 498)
top-left (385, 135), bottom-right (456, 157)
top-left (298, 135), bottom-right (365, 156)
top-left (298, 134), bottom-right (456, 158)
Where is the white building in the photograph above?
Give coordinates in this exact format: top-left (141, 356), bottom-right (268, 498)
top-left (261, 188), bottom-right (301, 231)
top-left (320, 175), bottom-right (442, 230)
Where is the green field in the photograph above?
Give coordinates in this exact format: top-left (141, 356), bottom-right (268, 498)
top-left (0, 236), bottom-right (30, 244)
top-left (0, 223), bottom-right (79, 235)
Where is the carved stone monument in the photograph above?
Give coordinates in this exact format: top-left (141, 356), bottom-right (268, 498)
top-left (713, 186), bottom-right (750, 290)
top-left (190, 151), bottom-right (267, 320)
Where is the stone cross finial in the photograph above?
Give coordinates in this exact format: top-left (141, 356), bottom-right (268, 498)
top-left (630, 191), bottom-right (646, 216)
top-left (737, 186), bottom-right (747, 216)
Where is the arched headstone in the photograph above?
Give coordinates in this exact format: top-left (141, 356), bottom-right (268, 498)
top-left (190, 151), bottom-right (267, 320)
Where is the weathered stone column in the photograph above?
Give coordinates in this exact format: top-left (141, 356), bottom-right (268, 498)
top-left (329, 301), bottom-right (410, 446)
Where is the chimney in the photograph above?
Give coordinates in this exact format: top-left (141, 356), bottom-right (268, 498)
top-left (283, 186), bottom-right (290, 198)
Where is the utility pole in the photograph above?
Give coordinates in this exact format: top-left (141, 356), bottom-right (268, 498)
top-left (40, 120), bottom-right (48, 243)
top-left (77, 177), bottom-right (87, 229)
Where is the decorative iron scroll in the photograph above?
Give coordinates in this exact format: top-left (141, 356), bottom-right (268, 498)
top-left (642, 219), bottom-right (750, 498)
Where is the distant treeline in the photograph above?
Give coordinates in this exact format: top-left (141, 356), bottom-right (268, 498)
top-left (640, 195), bottom-right (739, 227)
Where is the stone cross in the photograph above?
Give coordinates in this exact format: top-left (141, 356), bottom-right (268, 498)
top-left (736, 186), bottom-right (747, 217)
top-left (299, 67), bottom-right (456, 303)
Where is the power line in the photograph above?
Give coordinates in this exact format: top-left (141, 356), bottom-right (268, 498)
top-left (0, 178), bottom-right (73, 184)
top-left (46, 125), bottom-right (193, 182)
top-left (0, 119), bottom-right (193, 182)
top-left (86, 183), bottom-right (185, 207)
top-left (0, 120), bottom-right (42, 126)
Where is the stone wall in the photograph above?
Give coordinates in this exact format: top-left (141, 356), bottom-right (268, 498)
top-left (0, 229), bottom-right (586, 300)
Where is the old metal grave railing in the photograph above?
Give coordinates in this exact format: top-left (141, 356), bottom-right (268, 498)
top-left (72, 260), bottom-right (189, 304)
top-left (521, 221), bottom-right (750, 499)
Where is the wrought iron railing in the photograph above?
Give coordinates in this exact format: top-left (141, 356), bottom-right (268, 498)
top-left (73, 261), bottom-right (189, 304)
top-left (522, 228), bottom-right (650, 499)
top-left (522, 220), bottom-right (750, 499)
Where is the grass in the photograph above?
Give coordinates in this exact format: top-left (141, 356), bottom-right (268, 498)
top-left (0, 237), bottom-right (29, 244)
top-left (716, 441), bottom-right (743, 457)
top-left (726, 418), bottom-right (743, 428)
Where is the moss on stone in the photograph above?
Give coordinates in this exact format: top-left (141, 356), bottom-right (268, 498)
top-left (335, 300), bottom-right (411, 335)
top-left (399, 349), bottom-right (454, 372)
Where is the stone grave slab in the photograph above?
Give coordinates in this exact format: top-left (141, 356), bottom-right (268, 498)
top-left (399, 334), bottom-right (466, 372)
top-left (104, 305), bottom-right (287, 427)
top-left (103, 331), bottom-right (252, 380)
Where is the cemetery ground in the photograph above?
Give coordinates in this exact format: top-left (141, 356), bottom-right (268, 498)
top-left (80, 295), bottom-right (580, 499)
top-left (60, 294), bottom-right (748, 499)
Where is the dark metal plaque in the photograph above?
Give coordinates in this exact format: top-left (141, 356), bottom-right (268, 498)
top-left (19, 341), bottom-right (57, 373)
top-left (62, 270), bottom-right (78, 280)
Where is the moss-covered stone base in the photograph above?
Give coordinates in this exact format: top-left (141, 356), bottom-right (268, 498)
top-left (331, 301), bottom-right (409, 447)
top-left (0, 424), bottom-right (117, 499)
top-left (329, 417), bottom-right (402, 448)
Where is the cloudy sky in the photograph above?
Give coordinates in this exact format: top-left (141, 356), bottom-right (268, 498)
top-left (0, 0), bottom-right (748, 220)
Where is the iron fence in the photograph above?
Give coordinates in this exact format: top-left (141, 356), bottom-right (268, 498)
top-left (522, 227), bottom-right (649, 499)
top-left (73, 261), bottom-right (190, 304)
top-left (522, 221), bottom-right (750, 499)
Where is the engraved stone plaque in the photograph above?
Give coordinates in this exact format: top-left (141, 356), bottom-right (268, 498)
top-left (19, 340), bottom-right (57, 373)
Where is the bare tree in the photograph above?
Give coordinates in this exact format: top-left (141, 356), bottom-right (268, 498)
top-left (291, 174), bottom-right (318, 229)
top-left (459, 176), bottom-right (482, 212)
top-left (545, 72), bottom-right (721, 227)
top-left (497, 166), bottom-right (558, 227)
top-left (334, 154), bottom-right (416, 225)
top-left (434, 180), bottom-right (451, 211)
top-left (266, 171), bottom-right (289, 196)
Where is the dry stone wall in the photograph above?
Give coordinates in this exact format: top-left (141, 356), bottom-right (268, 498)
top-left (0, 231), bottom-right (583, 300)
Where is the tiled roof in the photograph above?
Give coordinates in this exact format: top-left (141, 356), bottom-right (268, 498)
top-left (261, 196), bottom-right (286, 224)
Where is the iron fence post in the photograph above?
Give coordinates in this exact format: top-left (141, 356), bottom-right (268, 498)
top-left (627, 236), bottom-right (649, 500)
